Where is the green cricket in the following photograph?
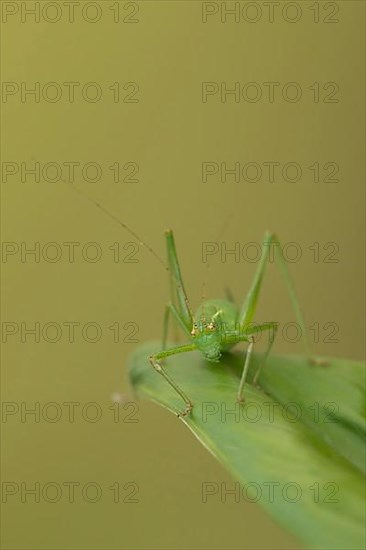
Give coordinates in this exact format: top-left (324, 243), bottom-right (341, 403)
top-left (152, 229), bottom-right (311, 417)
top-left (72, 187), bottom-right (312, 418)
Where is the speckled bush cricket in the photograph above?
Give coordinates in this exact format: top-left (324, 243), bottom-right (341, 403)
top-left (71, 186), bottom-right (312, 418)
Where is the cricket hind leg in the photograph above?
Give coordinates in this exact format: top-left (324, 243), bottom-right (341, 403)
top-left (267, 234), bottom-right (327, 366)
top-left (162, 304), bottom-right (171, 350)
top-left (161, 230), bottom-right (194, 350)
top-left (162, 303), bottom-right (191, 350)
top-left (238, 231), bottom-right (319, 362)
top-left (150, 343), bottom-right (197, 417)
top-left (165, 230), bottom-right (193, 331)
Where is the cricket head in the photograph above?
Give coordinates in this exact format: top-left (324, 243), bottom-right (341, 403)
top-left (190, 311), bottom-right (222, 362)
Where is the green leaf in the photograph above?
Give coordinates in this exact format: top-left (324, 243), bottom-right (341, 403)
top-left (128, 342), bottom-right (366, 549)
top-left (251, 353), bottom-right (366, 475)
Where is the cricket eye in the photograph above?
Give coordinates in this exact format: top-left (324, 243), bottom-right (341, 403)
top-left (191, 324), bottom-right (198, 336)
top-left (207, 323), bottom-right (216, 331)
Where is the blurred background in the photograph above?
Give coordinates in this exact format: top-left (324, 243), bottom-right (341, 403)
top-left (2, 1), bottom-right (365, 548)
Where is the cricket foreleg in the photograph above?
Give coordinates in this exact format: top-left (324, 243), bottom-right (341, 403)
top-left (149, 343), bottom-right (197, 417)
top-left (235, 322), bottom-right (278, 402)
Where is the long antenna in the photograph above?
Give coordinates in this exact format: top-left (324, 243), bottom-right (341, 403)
top-left (67, 183), bottom-right (168, 271)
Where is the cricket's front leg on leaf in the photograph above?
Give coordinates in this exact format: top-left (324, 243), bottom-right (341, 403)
top-left (149, 343), bottom-right (197, 417)
top-left (234, 322), bottom-right (277, 403)
top-left (237, 337), bottom-right (255, 404)
top-left (250, 322), bottom-right (278, 386)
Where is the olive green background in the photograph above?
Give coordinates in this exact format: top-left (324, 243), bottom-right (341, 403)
top-left (1, 1), bottom-right (365, 549)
